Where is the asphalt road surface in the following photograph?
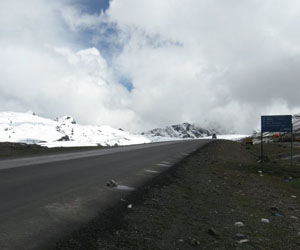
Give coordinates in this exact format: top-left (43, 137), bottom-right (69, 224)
top-left (0, 140), bottom-right (209, 250)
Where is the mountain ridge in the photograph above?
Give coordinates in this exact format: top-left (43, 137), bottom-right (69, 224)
top-left (142, 122), bottom-right (217, 139)
top-left (0, 111), bottom-right (248, 147)
top-left (0, 111), bottom-right (150, 147)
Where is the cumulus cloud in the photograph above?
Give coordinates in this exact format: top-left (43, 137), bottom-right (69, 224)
top-left (1, 0), bottom-right (300, 133)
top-left (104, 0), bottom-right (300, 132)
top-left (0, 0), bottom-right (139, 130)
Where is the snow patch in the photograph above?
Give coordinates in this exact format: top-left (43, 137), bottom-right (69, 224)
top-left (0, 112), bottom-right (250, 148)
top-left (0, 112), bottom-right (150, 147)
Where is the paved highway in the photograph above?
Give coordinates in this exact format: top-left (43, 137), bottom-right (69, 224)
top-left (0, 140), bottom-right (209, 250)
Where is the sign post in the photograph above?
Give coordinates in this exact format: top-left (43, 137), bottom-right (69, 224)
top-left (261, 115), bottom-right (293, 164)
top-left (291, 123), bottom-right (293, 166)
top-left (261, 129), bottom-right (264, 161)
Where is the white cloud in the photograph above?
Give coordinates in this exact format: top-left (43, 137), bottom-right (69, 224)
top-left (103, 0), bottom-right (300, 132)
top-left (1, 0), bottom-right (300, 133)
top-left (0, 0), bottom-right (140, 131)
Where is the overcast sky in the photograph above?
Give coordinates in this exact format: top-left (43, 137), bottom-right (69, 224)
top-left (1, 0), bottom-right (300, 133)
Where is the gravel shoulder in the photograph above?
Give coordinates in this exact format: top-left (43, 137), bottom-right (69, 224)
top-left (52, 140), bottom-right (300, 250)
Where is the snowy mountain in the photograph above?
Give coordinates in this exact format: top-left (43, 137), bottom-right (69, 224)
top-left (0, 112), bottom-right (249, 148)
top-left (293, 114), bottom-right (300, 134)
top-left (0, 112), bottom-right (150, 147)
top-left (142, 122), bottom-right (217, 141)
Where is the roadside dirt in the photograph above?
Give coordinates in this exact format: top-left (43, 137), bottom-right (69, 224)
top-left (0, 142), bottom-right (104, 159)
top-left (52, 140), bottom-right (300, 250)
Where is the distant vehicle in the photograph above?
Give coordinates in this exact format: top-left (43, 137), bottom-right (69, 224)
top-left (272, 133), bottom-right (280, 142)
top-left (212, 133), bottom-right (217, 140)
top-left (245, 137), bottom-right (253, 145)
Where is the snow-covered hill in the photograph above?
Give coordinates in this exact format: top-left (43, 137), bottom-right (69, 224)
top-left (293, 114), bottom-right (300, 134)
top-left (0, 112), bottom-right (150, 147)
top-left (0, 112), bottom-right (250, 148)
top-left (142, 122), bottom-right (217, 141)
top-left (142, 122), bottom-right (249, 142)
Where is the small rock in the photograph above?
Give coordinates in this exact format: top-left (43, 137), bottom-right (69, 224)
top-left (207, 227), bottom-right (218, 236)
top-left (215, 185), bottom-right (220, 188)
top-left (106, 179), bottom-right (118, 187)
top-left (208, 180), bottom-right (212, 183)
top-left (234, 222), bottom-right (244, 227)
top-left (178, 239), bottom-right (184, 243)
top-left (190, 238), bottom-right (200, 246)
top-left (235, 233), bottom-right (245, 239)
top-left (260, 174), bottom-right (264, 177)
top-left (127, 204), bottom-right (132, 209)
top-left (261, 218), bottom-right (270, 223)
top-left (289, 176), bottom-right (293, 180)
top-left (290, 216), bottom-right (298, 220)
top-left (237, 239), bottom-right (249, 244)
top-left (270, 206), bottom-right (279, 212)
top-left (291, 195), bottom-right (297, 199)
top-left (258, 170), bottom-right (263, 174)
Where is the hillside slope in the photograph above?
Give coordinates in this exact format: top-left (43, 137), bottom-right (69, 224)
top-left (0, 112), bottom-right (150, 147)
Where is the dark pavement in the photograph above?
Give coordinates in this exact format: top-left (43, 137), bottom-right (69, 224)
top-left (0, 140), bottom-right (209, 250)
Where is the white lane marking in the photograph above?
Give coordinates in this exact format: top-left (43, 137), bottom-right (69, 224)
top-left (145, 169), bottom-right (159, 173)
top-left (114, 185), bottom-right (135, 191)
top-left (156, 163), bottom-right (172, 167)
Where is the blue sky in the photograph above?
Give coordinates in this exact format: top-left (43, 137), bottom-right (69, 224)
top-left (68, 0), bottom-right (134, 90)
top-left (72, 0), bottom-right (110, 14)
top-left (70, 0), bottom-right (111, 50)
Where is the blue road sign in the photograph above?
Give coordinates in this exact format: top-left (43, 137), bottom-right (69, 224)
top-left (261, 115), bottom-right (292, 132)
